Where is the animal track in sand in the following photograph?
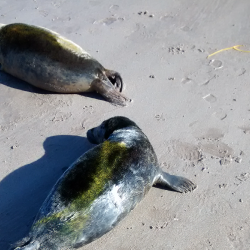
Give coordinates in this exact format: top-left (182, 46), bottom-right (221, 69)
top-left (51, 0), bottom-right (66, 8)
top-left (213, 109), bottom-right (227, 120)
top-left (196, 128), bottom-right (224, 141)
top-left (138, 10), bottom-right (155, 18)
top-left (51, 112), bottom-right (72, 122)
top-left (239, 126), bottom-right (250, 134)
top-left (165, 140), bottom-right (203, 162)
top-left (160, 14), bottom-right (174, 21)
top-left (209, 59), bottom-right (223, 70)
top-left (94, 16), bottom-right (124, 25)
top-left (38, 10), bottom-right (49, 17)
top-left (82, 105), bottom-right (94, 114)
top-left (199, 141), bottom-right (233, 159)
top-left (154, 113), bottom-right (165, 121)
top-left (168, 45), bottom-right (185, 54)
top-left (203, 94), bottom-right (217, 103)
top-left (227, 226), bottom-right (245, 250)
top-left (109, 5), bottom-right (119, 11)
top-left (148, 221), bottom-right (168, 230)
top-left (181, 78), bottom-right (194, 85)
top-left (235, 173), bottom-right (250, 186)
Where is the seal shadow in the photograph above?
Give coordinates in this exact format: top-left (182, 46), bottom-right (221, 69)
top-left (0, 135), bottom-right (94, 250)
top-left (0, 71), bottom-right (104, 101)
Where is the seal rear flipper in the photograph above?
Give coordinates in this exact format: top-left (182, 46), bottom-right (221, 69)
top-left (91, 79), bottom-right (131, 106)
top-left (105, 69), bottom-right (124, 92)
top-left (154, 171), bottom-right (196, 193)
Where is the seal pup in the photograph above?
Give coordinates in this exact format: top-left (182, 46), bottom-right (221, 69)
top-left (0, 23), bottom-right (129, 106)
top-left (11, 116), bottom-right (196, 250)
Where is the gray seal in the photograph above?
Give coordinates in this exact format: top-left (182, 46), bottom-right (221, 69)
top-left (0, 23), bottom-right (129, 106)
top-left (11, 116), bottom-right (196, 250)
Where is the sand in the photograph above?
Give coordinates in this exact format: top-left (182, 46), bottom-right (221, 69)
top-left (0, 0), bottom-right (250, 249)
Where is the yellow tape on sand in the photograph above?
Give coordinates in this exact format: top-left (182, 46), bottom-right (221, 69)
top-left (207, 45), bottom-right (250, 58)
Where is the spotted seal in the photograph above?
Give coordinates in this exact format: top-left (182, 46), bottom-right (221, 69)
top-left (0, 23), bottom-right (129, 106)
top-left (11, 116), bottom-right (196, 250)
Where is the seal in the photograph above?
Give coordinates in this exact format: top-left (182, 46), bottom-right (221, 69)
top-left (11, 116), bottom-right (196, 250)
top-left (0, 23), bottom-right (129, 106)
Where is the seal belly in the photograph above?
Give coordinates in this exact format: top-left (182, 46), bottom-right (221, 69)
top-left (1, 51), bottom-right (93, 93)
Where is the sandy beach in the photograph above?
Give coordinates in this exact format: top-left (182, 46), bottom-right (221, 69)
top-left (0, 1), bottom-right (250, 249)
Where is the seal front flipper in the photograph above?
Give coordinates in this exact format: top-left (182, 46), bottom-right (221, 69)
top-left (91, 78), bottom-right (131, 106)
top-left (155, 171), bottom-right (196, 193)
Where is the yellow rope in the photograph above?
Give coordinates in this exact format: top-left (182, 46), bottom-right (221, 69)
top-left (207, 45), bottom-right (250, 58)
